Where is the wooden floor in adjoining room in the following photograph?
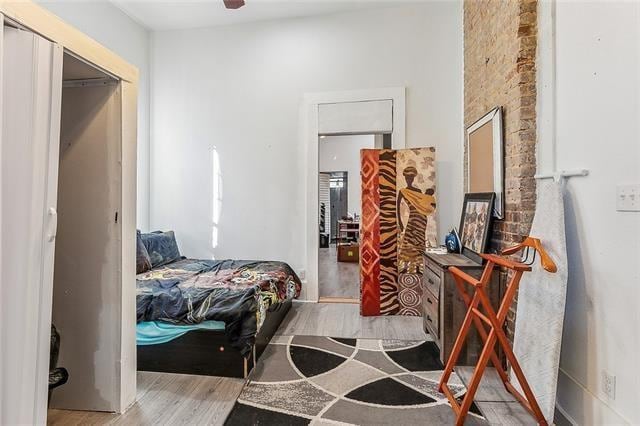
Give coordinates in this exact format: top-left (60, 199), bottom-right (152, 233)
top-left (48, 302), bottom-right (427, 425)
top-left (318, 244), bottom-right (360, 299)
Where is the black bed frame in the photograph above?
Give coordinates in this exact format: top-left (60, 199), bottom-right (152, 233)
top-left (137, 299), bottom-right (292, 378)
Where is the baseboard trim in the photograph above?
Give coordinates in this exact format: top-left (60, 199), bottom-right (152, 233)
top-left (318, 297), bottom-right (359, 304)
top-left (555, 403), bottom-right (578, 426)
top-left (556, 368), bottom-right (631, 425)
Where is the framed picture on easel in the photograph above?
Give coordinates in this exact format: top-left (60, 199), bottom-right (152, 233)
top-left (459, 192), bottom-right (495, 263)
top-left (466, 106), bottom-right (504, 219)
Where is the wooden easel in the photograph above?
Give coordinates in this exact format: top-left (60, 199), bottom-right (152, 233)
top-left (438, 237), bottom-right (557, 425)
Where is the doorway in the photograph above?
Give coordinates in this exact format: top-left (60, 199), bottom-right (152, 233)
top-left (302, 87), bottom-right (406, 303)
top-left (317, 134), bottom-right (390, 302)
top-left (49, 52), bottom-right (123, 412)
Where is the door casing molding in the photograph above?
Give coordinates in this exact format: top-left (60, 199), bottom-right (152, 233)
top-left (301, 87), bottom-right (406, 302)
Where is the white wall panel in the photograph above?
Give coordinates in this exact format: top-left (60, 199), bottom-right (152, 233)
top-left (537, 2), bottom-right (640, 424)
top-left (150, 3), bottom-right (463, 274)
top-left (319, 135), bottom-right (375, 216)
top-left (318, 100), bottom-right (392, 135)
top-left (38, 0), bottom-right (151, 230)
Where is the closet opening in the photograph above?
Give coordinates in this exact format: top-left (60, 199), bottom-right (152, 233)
top-left (49, 52), bottom-right (123, 412)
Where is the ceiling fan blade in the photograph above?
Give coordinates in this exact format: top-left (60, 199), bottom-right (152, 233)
top-left (223, 0), bottom-right (245, 9)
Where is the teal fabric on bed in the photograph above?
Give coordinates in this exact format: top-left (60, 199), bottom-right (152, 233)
top-left (136, 320), bottom-right (226, 345)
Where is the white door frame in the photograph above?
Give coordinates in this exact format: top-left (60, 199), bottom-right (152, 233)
top-left (301, 87), bottom-right (406, 302)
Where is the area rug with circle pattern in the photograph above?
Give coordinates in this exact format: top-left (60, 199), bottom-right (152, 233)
top-left (224, 335), bottom-right (486, 425)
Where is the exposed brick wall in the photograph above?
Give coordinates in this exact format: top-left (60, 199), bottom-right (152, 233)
top-left (463, 0), bottom-right (538, 343)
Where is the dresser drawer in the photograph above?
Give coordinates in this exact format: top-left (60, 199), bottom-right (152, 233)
top-left (424, 256), bottom-right (442, 275)
top-left (422, 292), bottom-right (439, 339)
top-left (422, 266), bottom-right (441, 300)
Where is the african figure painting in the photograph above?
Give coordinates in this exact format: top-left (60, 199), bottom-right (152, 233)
top-left (396, 148), bottom-right (437, 274)
top-left (360, 147), bottom-right (438, 317)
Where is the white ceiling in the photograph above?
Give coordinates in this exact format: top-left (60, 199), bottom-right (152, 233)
top-left (110, 0), bottom-right (410, 31)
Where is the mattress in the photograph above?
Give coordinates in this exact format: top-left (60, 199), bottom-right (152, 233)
top-left (136, 258), bottom-right (302, 355)
top-left (136, 320), bottom-right (226, 346)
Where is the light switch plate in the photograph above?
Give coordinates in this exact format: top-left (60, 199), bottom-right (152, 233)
top-left (602, 370), bottom-right (616, 400)
top-left (616, 184), bottom-right (640, 212)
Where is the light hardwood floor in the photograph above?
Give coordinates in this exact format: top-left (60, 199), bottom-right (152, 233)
top-left (277, 301), bottom-right (428, 340)
top-left (318, 244), bottom-right (360, 299)
top-left (48, 302), bottom-right (427, 425)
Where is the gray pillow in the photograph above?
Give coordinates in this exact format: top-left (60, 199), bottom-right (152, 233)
top-left (140, 230), bottom-right (181, 268)
top-left (136, 231), bottom-right (152, 274)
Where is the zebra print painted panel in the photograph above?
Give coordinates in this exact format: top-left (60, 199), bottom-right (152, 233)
top-left (360, 149), bottom-right (380, 316)
top-left (378, 150), bottom-right (399, 315)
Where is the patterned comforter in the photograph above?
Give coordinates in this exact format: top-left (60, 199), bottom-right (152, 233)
top-left (136, 258), bottom-right (301, 355)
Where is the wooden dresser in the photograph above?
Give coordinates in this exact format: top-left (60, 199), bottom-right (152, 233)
top-left (422, 253), bottom-right (501, 365)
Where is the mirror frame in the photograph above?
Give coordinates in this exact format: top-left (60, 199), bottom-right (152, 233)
top-left (466, 106), bottom-right (504, 219)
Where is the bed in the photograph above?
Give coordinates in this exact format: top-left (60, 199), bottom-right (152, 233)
top-left (135, 235), bottom-right (301, 378)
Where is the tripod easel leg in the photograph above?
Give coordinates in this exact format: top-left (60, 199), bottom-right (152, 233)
top-left (451, 274), bottom-right (509, 382)
top-left (454, 322), bottom-right (499, 426)
top-left (438, 290), bottom-right (480, 389)
top-left (440, 264), bottom-right (550, 426)
top-left (476, 289), bottom-right (548, 425)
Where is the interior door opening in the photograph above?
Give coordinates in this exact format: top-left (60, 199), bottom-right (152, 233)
top-left (317, 133), bottom-right (390, 302)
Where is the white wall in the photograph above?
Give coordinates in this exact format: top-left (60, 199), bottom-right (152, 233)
top-left (38, 1), bottom-right (151, 230)
top-left (150, 3), bottom-right (463, 272)
top-left (538, 2), bottom-right (640, 424)
top-left (319, 135), bottom-right (375, 216)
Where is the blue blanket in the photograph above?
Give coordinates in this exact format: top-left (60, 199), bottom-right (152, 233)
top-left (136, 320), bottom-right (226, 345)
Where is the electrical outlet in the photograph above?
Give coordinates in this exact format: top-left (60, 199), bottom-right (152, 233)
top-left (616, 184), bottom-right (640, 211)
top-left (602, 371), bottom-right (616, 400)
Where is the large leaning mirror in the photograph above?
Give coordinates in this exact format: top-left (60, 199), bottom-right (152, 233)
top-left (466, 106), bottom-right (504, 219)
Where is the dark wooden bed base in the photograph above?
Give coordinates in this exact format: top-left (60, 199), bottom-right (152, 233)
top-left (137, 299), bottom-right (292, 378)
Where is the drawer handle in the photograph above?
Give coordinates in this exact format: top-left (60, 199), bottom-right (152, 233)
top-left (428, 278), bottom-right (435, 285)
top-left (427, 297), bottom-right (433, 305)
top-left (427, 315), bottom-right (433, 323)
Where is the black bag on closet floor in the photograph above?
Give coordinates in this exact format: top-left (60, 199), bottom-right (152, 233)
top-left (49, 324), bottom-right (69, 404)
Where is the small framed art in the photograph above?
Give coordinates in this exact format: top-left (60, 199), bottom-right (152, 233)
top-left (459, 192), bottom-right (495, 263)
